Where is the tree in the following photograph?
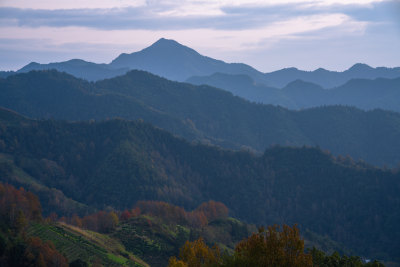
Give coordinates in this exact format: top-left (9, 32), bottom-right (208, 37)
top-left (168, 238), bottom-right (221, 267)
top-left (229, 224), bottom-right (312, 267)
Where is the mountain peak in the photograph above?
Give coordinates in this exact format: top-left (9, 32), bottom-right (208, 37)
top-left (152, 38), bottom-right (179, 46)
top-left (348, 63), bottom-right (373, 72)
top-left (144, 38), bottom-right (198, 54)
top-left (283, 79), bottom-right (323, 92)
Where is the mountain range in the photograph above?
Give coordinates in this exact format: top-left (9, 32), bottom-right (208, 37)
top-left (2, 38), bottom-right (399, 90)
top-left (1, 70), bottom-right (400, 167)
top-left (188, 73), bottom-right (400, 112)
top-left (1, 38), bottom-right (400, 265)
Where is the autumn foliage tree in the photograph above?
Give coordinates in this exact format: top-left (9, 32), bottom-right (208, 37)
top-left (0, 183), bottom-right (67, 266)
top-left (22, 237), bottom-right (68, 267)
top-left (168, 238), bottom-right (221, 267)
top-left (168, 224), bottom-right (313, 267)
top-left (128, 200), bottom-right (228, 228)
top-left (195, 201), bottom-right (229, 222)
top-left (0, 183), bottom-right (42, 232)
top-left (67, 210), bottom-right (119, 233)
top-left (230, 224), bottom-right (313, 267)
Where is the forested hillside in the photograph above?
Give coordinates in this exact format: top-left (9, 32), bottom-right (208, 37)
top-left (1, 70), bottom-right (400, 166)
top-left (0, 108), bottom-right (399, 262)
top-left (3, 181), bottom-right (374, 266)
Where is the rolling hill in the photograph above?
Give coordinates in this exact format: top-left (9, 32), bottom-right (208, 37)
top-left (0, 108), bottom-right (399, 262)
top-left (1, 70), bottom-right (400, 166)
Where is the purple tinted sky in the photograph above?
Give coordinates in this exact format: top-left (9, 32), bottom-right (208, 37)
top-left (0, 0), bottom-right (399, 72)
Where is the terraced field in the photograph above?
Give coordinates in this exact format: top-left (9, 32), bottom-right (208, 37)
top-left (114, 216), bottom-right (189, 267)
top-left (27, 222), bottom-right (148, 266)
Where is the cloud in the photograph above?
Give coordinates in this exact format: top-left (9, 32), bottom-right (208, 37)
top-left (0, 1), bottom-right (384, 31)
top-left (0, 0), bottom-right (385, 10)
top-left (0, 0), bottom-right (398, 71)
top-left (0, 0), bottom-right (147, 10)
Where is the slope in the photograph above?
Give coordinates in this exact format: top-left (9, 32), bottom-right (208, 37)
top-left (2, 70), bottom-right (400, 166)
top-left (0, 109), bottom-right (399, 261)
top-left (27, 222), bottom-right (146, 266)
top-left (109, 38), bottom-right (269, 83)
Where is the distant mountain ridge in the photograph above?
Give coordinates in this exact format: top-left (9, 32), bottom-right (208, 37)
top-left (17, 59), bottom-right (129, 81)
top-left (3, 38), bottom-right (399, 88)
top-left (188, 73), bottom-right (400, 112)
top-left (263, 63), bottom-right (400, 88)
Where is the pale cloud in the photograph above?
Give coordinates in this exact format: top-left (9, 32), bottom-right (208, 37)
top-left (0, 13), bottom-right (366, 54)
top-left (0, 0), bottom-right (147, 10)
top-left (0, 0), bottom-right (386, 12)
top-left (0, 0), bottom-right (397, 71)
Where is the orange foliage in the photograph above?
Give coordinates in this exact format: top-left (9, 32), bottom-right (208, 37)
top-left (168, 238), bottom-right (221, 267)
top-left (234, 224), bottom-right (313, 267)
top-left (0, 183), bottom-right (42, 231)
top-left (195, 201), bottom-right (229, 222)
top-left (66, 200), bottom-right (229, 232)
top-left (134, 200), bottom-right (228, 228)
top-left (25, 236), bottom-right (68, 267)
top-left (69, 210), bottom-right (119, 233)
top-left (120, 207), bottom-right (141, 221)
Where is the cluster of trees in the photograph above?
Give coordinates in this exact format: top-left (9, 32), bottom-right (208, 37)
top-left (9, 236), bottom-right (68, 267)
top-left (132, 200), bottom-right (229, 227)
top-left (310, 248), bottom-right (384, 267)
top-left (168, 225), bottom-right (383, 267)
top-left (65, 200), bottom-right (229, 233)
top-left (0, 183), bottom-right (68, 266)
top-left (113, 201), bottom-right (253, 267)
top-left (168, 225), bottom-right (312, 267)
top-left (0, 182), bottom-right (387, 266)
top-left (0, 183), bottom-right (42, 232)
top-left (169, 225), bottom-right (313, 267)
top-left (63, 211), bottom-right (119, 233)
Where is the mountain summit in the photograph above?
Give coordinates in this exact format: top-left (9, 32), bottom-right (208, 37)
top-left (12, 38), bottom-right (400, 87)
top-left (110, 38), bottom-right (267, 82)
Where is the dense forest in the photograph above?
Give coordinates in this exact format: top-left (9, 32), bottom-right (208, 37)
top-left (0, 108), bottom-right (399, 263)
top-left (1, 70), bottom-right (400, 166)
top-left (0, 182), bottom-right (385, 266)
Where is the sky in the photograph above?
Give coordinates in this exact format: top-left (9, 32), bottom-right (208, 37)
top-left (0, 0), bottom-right (399, 72)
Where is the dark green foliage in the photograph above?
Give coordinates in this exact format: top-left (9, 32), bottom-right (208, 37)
top-left (2, 70), bottom-right (400, 166)
top-left (0, 109), bottom-right (398, 262)
top-left (310, 247), bottom-right (385, 267)
top-left (0, 233), bottom-right (5, 256)
top-left (69, 259), bottom-right (89, 267)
